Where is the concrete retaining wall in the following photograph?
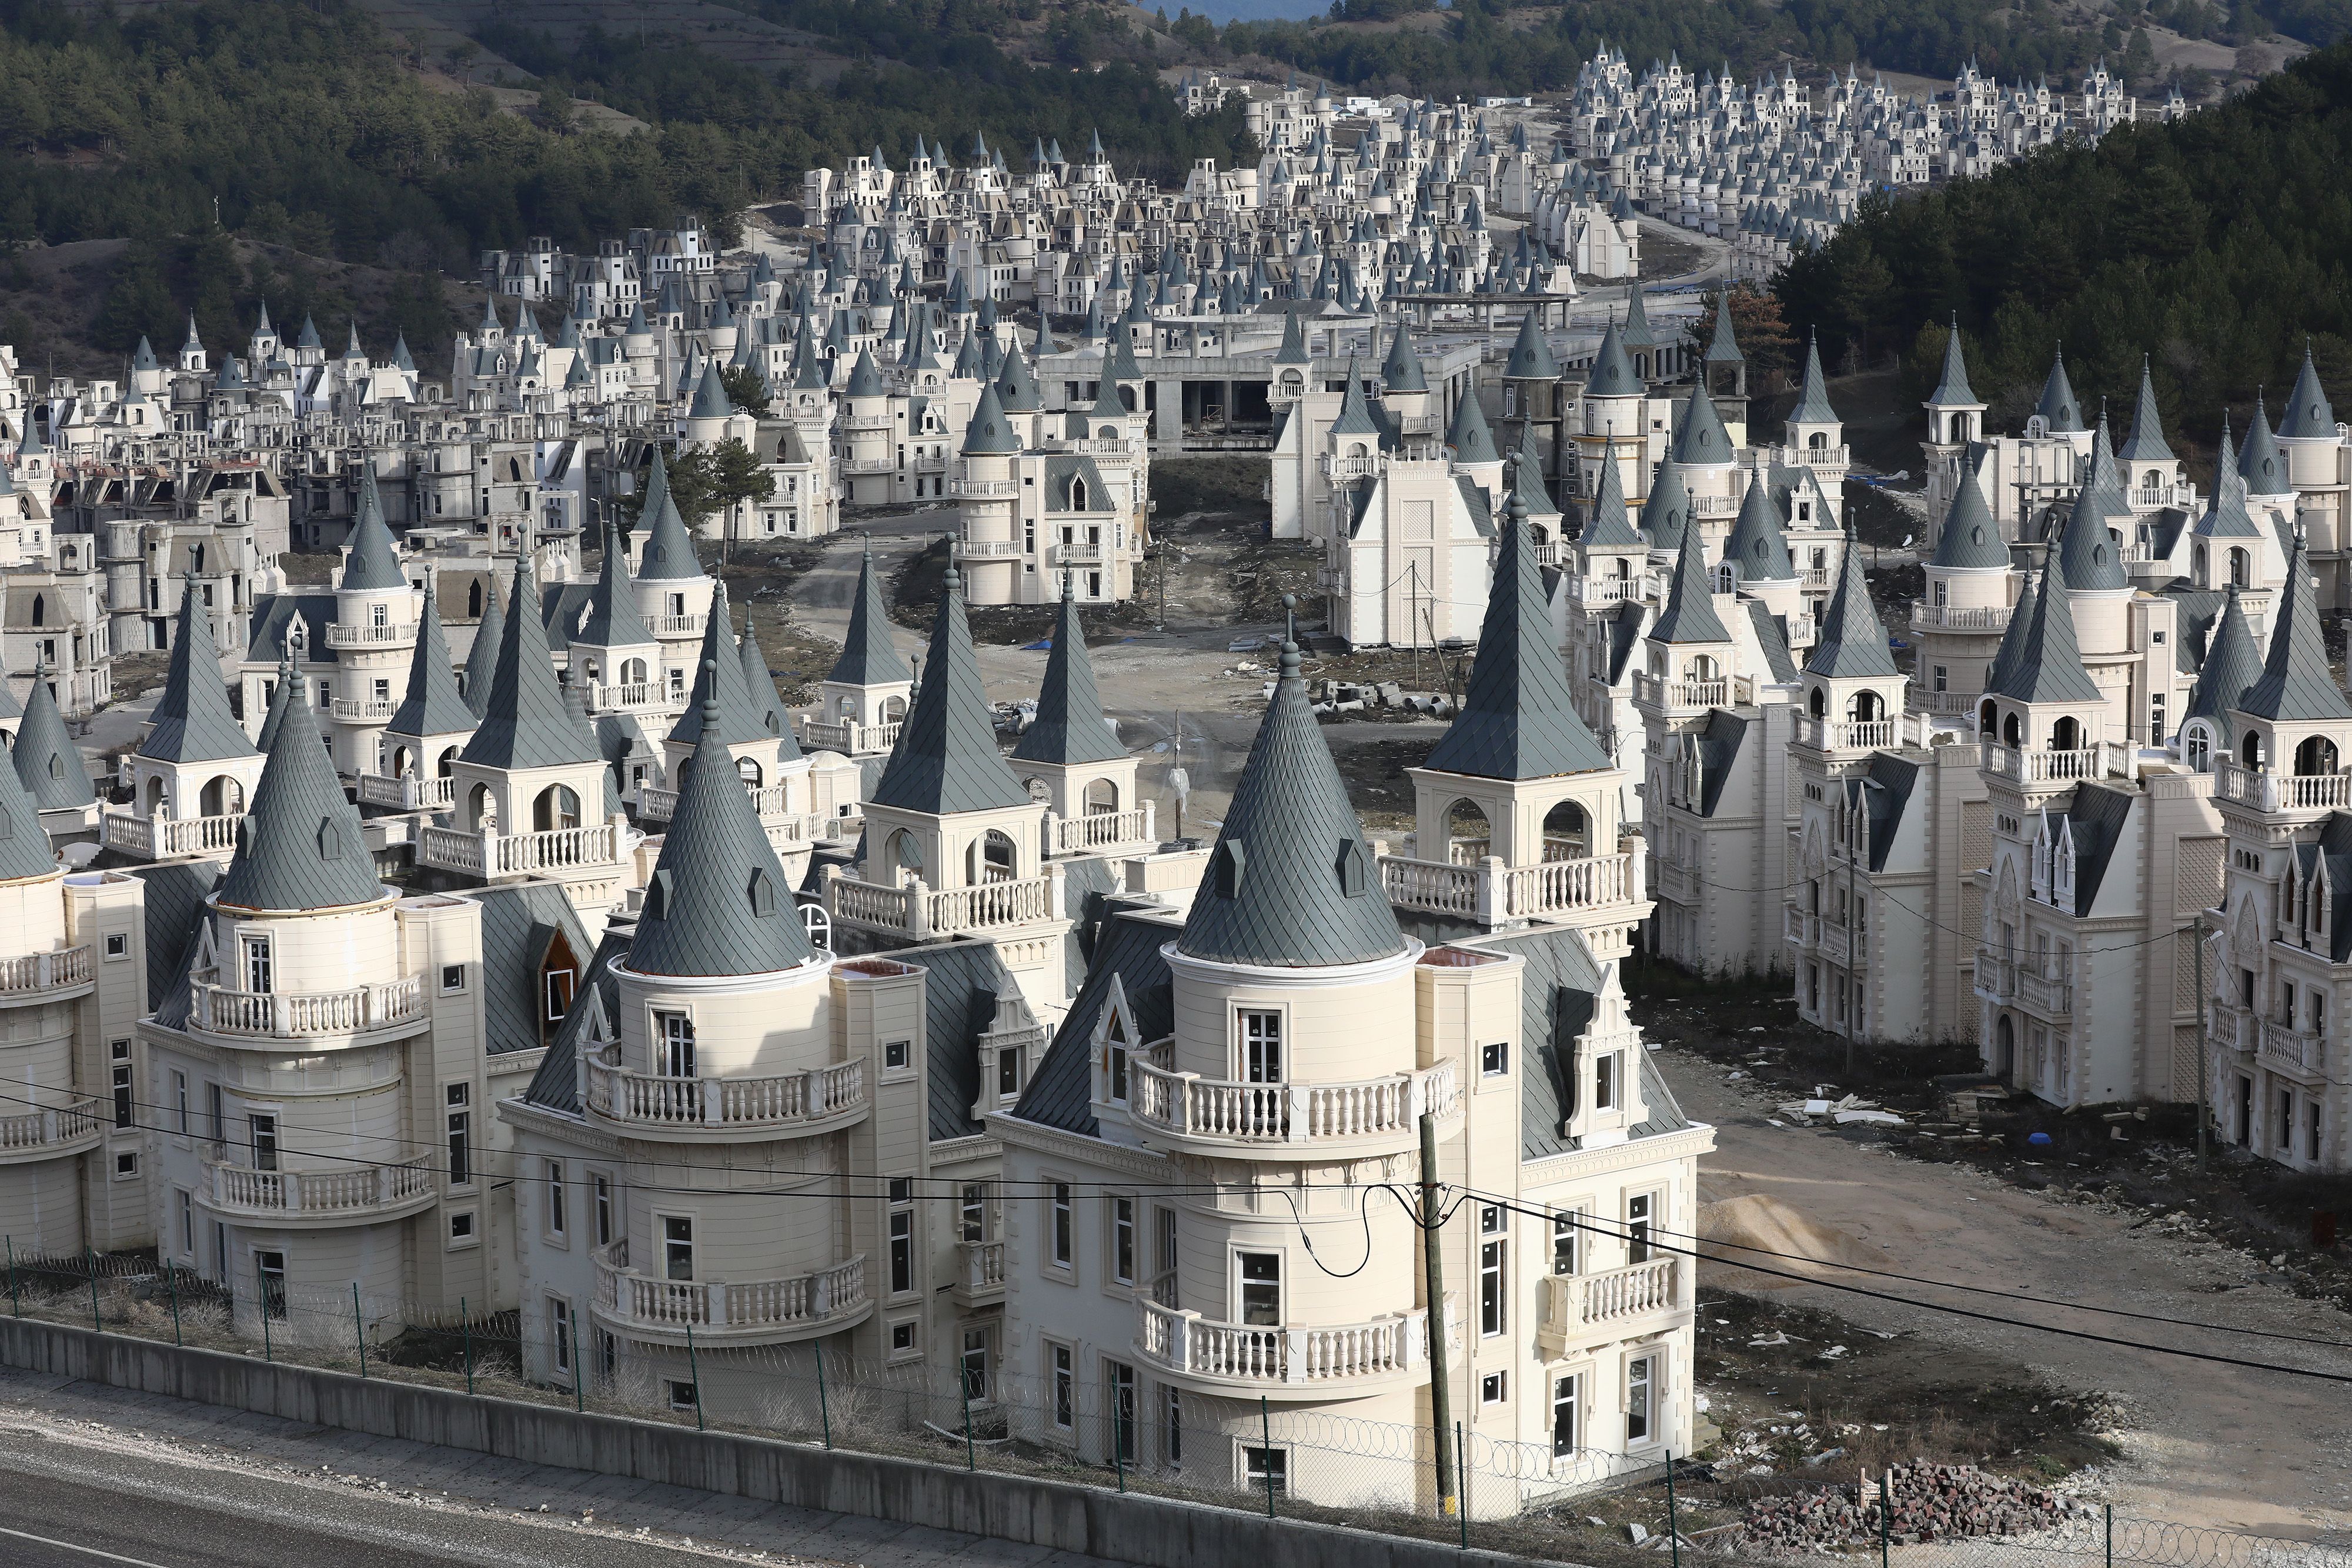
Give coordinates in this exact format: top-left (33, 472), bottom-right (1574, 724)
top-left (0, 1319), bottom-right (1562, 1568)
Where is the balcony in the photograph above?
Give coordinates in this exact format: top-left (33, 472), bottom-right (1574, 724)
top-left (1567, 575), bottom-right (1649, 608)
top-left (1785, 443), bottom-right (1849, 469)
top-left (1909, 602), bottom-right (2013, 634)
top-left (1130, 1058), bottom-right (1457, 1159)
top-left (1631, 670), bottom-right (1729, 716)
top-left (0, 1097), bottom-right (103, 1163)
top-left (592, 1243), bottom-right (869, 1345)
top-left (1325, 454), bottom-right (1381, 483)
top-left (584, 1049), bottom-right (867, 1138)
top-left (356, 773), bottom-right (456, 811)
top-left (329, 698), bottom-right (396, 722)
top-left (1795, 714), bottom-right (1897, 753)
top-left (1784, 906), bottom-right (1818, 952)
top-left (840, 456), bottom-right (897, 476)
top-left (187, 970), bottom-right (427, 1043)
top-left (650, 613), bottom-right (706, 638)
top-left (2214, 761), bottom-right (2352, 815)
top-left (826, 871), bottom-right (1059, 940)
top-left (417, 823), bottom-right (622, 878)
top-left (801, 717), bottom-right (900, 755)
top-left (1980, 741), bottom-right (2110, 786)
top-left (587, 681), bottom-right (669, 716)
top-left (839, 412), bottom-right (895, 433)
top-left (325, 621), bottom-right (417, 649)
top-left (952, 539), bottom-right (1024, 560)
top-left (2130, 483), bottom-right (2196, 511)
top-left (1048, 805), bottom-right (1155, 855)
top-left (1972, 947), bottom-right (2018, 1005)
top-left (636, 780), bottom-right (806, 831)
top-left (2017, 964), bottom-right (2073, 1018)
top-left (202, 1156), bottom-right (436, 1226)
top-left (1800, 567), bottom-right (1832, 591)
top-left (1136, 1299), bottom-right (1426, 1400)
top-left (1818, 918), bottom-right (1852, 967)
top-left (2259, 1018), bottom-right (2324, 1076)
top-left (950, 478), bottom-right (1018, 500)
top-left (953, 1238), bottom-right (1005, 1307)
top-left (1910, 689), bottom-right (1983, 718)
top-left (1651, 858), bottom-right (1698, 905)
top-left (101, 811), bottom-right (240, 860)
top-left (1535, 1259), bottom-right (1685, 1358)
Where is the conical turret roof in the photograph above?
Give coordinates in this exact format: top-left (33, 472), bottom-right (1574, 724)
top-left (1805, 535), bottom-right (1897, 677)
top-left (667, 583), bottom-right (772, 750)
top-left (1581, 445), bottom-right (1642, 548)
top-left (12, 668), bottom-right (92, 810)
top-left (2115, 358), bottom-right (2173, 463)
top-left (1176, 617), bottom-right (1405, 968)
top-left (1673, 386), bottom-right (1733, 464)
top-left (1011, 577), bottom-right (1125, 767)
top-left (1927, 317), bottom-right (1979, 406)
top-left (1426, 492), bottom-right (1612, 777)
top-left (961, 382), bottom-right (1024, 456)
top-left (737, 606), bottom-right (799, 753)
top-left (465, 568), bottom-right (506, 717)
top-left (1932, 466), bottom-right (2010, 569)
top-left (1986, 554), bottom-right (2100, 704)
top-left (0, 708), bottom-right (56, 880)
top-left (869, 565), bottom-right (1030, 814)
top-left (459, 559), bottom-right (603, 770)
top-left (2183, 586), bottom-right (2261, 741)
top-left (1583, 320), bottom-right (1639, 397)
top-left (1444, 388), bottom-right (1499, 465)
top-left (2033, 349), bottom-right (2083, 433)
top-left (387, 577), bottom-right (475, 740)
top-left (339, 466), bottom-right (406, 592)
top-left (1641, 457), bottom-right (1693, 554)
top-left (579, 516), bottom-right (653, 648)
top-left (1380, 323), bottom-right (1428, 393)
top-left (1722, 477), bottom-right (1795, 581)
top-left (1649, 529), bottom-right (1729, 644)
top-left (627, 675), bottom-right (817, 978)
top-left (217, 693), bottom-right (382, 914)
top-left (2280, 344), bottom-right (2337, 439)
top-left (827, 540), bottom-right (909, 687)
top-left (1787, 332), bottom-right (1839, 425)
top-left (255, 645), bottom-right (298, 755)
top-left (2241, 396), bottom-right (2289, 494)
top-left (2057, 425), bottom-right (2129, 591)
top-left (2239, 529), bottom-right (2352, 723)
top-left (140, 578), bottom-right (255, 763)
top-left (634, 449), bottom-right (704, 581)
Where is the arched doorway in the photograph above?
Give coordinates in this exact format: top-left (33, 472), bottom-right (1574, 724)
top-left (199, 775), bottom-right (243, 817)
top-left (469, 783), bottom-right (498, 833)
top-left (532, 784), bottom-right (580, 833)
top-left (1084, 778), bottom-right (1120, 815)
top-left (2296, 736), bottom-right (2338, 777)
top-left (1994, 1014), bottom-right (2016, 1078)
top-left (970, 830), bottom-right (1020, 884)
top-left (887, 830), bottom-right (924, 884)
top-left (1542, 800), bottom-right (1589, 862)
top-left (1446, 798), bottom-right (1491, 865)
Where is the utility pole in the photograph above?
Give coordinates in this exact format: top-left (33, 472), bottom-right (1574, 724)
top-left (2194, 912), bottom-right (2209, 1172)
top-left (1419, 1110), bottom-right (1456, 1518)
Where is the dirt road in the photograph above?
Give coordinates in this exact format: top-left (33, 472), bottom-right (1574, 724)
top-left (1662, 1050), bottom-right (2352, 1538)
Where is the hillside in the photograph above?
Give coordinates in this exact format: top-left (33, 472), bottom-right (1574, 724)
top-left (1773, 37), bottom-right (2352, 481)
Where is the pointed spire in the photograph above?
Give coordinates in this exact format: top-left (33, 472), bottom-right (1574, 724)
top-left (1274, 308), bottom-right (1311, 366)
top-left (623, 662), bottom-right (816, 979)
top-left (2280, 342), bottom-right (2337, 439)
top-left (1787, 331), bottom-right (1839, 426)
top-left (256, 643), bottom-right (299, 755)
top-left (0, 691), bottom-right (54, 878)
top-left (1722, 477), bottom-right (1795, 581)
top-left (2115, 356), bottom-right (2173, 462)
top-left (1672, 385), bottom-right (1732, 463)
top-left (464, 567), bottom-right (506, 718)
top-left (1927, 316), bottom-right (1979, 406)
top-left (1581, 444), bottom-right (1642, 548)
top-left (667, 582), bottom-right (769, 750)
top-left (2032, 346), bottom-right (2083, 433)
top-left (1703, 288), bottom-right (1743, 365)
top-left (1427, 491), bottom-right (1611, 777)
top-left (2239, 529), bottom-right (2352, 723)
top-left (2241, 394), bottom-right (2288, 495)
top-left (738, 606), bottom-right (798, 751)
top-left (217, 690), bottom-right (382, 914)
top-left (579, 514), bottom-right (652, 647)
top-left (1329, 355), bottom-right (1381, 437)
top-left (1013, 577), bottom-right (1125, 767)
top-left (634, 449), bottom-right (704, 582)
top-left (1649, 528), bottom-right (1729, 644)
top-left (12, 665), bottom-right (91, 810)
top-left (1444, 387), bottom-right (1499, 465)
top-left (961, 382), bottom-right (1024, 455)
top-left (1177, 601), bottom-right (1404, 968)
top-left (386, 577), bottom-right (475, 741)
top-left (687, 360), bottom-right (734, 420)
top-left (869, 564), bottom-right (1030, 814)
top-left (1583, 319), bottom-right (1639, 397)
top-left (1987, 553), bottom-right (2100, 704)
top-left (339, 464), bottom-right (406, 591)
top-left (1932, 464), bottom-right (2010, 569)
top-left (1805, 535), bottom-right (1897, 677)
top-left (1504, 309), bottom-right (1562, 381)
top-left (1379, 323), bottom-right (1427, 393)
top-left (1640, 456), bottom-right (1693, 554)
top-left (459, 558), bottom-right (603, 770)
top-left (140, 577), bottom-right (254, 763)
top-left (2058, 423), bottom-right (2129, 590)
top-left (827, 539), bottom-right (909, 687)
top-left (2184, 586), bottom-right (2261, 741)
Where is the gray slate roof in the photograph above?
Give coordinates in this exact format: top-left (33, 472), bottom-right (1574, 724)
top-left (827, 543), bottom-right (910, 687)
top-left (1583, 321), bottom-right (1639, 398)
top-left (523, 926), bottom-right (630, 1114)
top-left (1787, 333), bottom-right (1839, 426)
top-left (387, 578), bottom-right (476, 740)
top-left (460, 560), bottom-right (604, 771)
top-left (1011, 583), bottom-right (1126, 767)
top-left (1933, 466), bottom-right (2010, 570)
top-left (2184, 586), bottom-right (2261, 741)
top-left (2237, 529), bottom-right (2352, 723)
top-left (473, 881), bottom-right (594, 1055)
top-left (1580, 447), bottom-right (1642, 549)
top-left (578, 517), bottom-right (654, 648)
top-left (1503, 311), bottom-right (1562, 380)
top-left (1672, 387), bottom-right (1733, 464)
top-left (218, 692), bottom-right (384, 913)
top-left (1012, 904), bottom-right (1180, 1139)
top-left (1640, 457), bottom-right (1692, 554)
top-left (739, 608), bottom-right (800, 753)
top-left (2280, 346), bottom-right (2336, 439)
top-left (0, 710), bottom-right (59, 880)
top-left (12, 673), bottom-right (93, 810)
top-left (1927, 320), bottom-right (1979, 406)
top-left (1176, 635), bottom-right (1405, 969)
top-left (667, 584), bottom-right (774, 750)
top-left (339, 467), bottom-right (406, 591)
top-left (2033, 350), bottom-right (2084, 433)
top-left (870, 567), bottom-right (1031, 815)
top-left (139, 580), bottom-right (255, 764)
top-left (1444, 389), bottom-right (1499, 465)
top-left (961, 383), bottom-right (1024, 455)
top-left (1722, 477), bottom-right (1795, 581)
top-left (1648, 529), bottom-right (1729, 646)
top-left (2115, 360), bottom-right (2173, 463)
top-left (465, 567), bottom-right (506, 716)
top-left (1425, 502), bottom-right (1612, 779)
top-left (1987, 555), bottom-right (2102, 705)
top-left (634, 450), bottom-right (705, 582)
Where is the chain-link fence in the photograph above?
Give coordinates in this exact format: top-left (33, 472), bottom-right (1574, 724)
top-left (2, 1244), bottom-right (2346, 1568)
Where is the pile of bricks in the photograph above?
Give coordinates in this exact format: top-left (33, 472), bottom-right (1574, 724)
top-left (1736, 1464), bottom-right (2083, 1552)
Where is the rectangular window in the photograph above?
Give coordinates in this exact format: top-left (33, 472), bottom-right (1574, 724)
top-left (1552, 1211), bottom-right (1579, 1275)
top-left (889, 1180), bottom-right (914, 1295)
top-left (891, 1320), bottom-right (918, 1355)
top-left (884, 1039), bottom-right (911, 1072)
top-left (544, 969), bottom-right (574, 1022)
top-left (256, 1251), bottom-right (286, 1320)
top-left (209, 1084), bottom-right (223, 1146)
top-left (249, 1113), bottom-right (278, 1172)
top-left (1595, 1052), bottom-right (1621, 1111)
top-left (593, 1175), bottom-right (613, 1246)
top-left (2279, 1089), bottom-right (2294, 1150)
top-left (1237, 1251), bottom-right (1280, 1326)
top-left (1240, 1009), bottom-right (1283, 1082)
top-left (447, 1105), bottom-right (471, 1186)
top-left (1243, 1447), bottom-right (1287, 1495)
top-left (669, 1380), bottom-right (699, 1411)
top-left (1051, 1343), bottom-right (1074, 1429)
top-left (1481, 1370), bottom-right (1507, 1405)
top-left (1626, 1356), bottom-right (1656, 1443)
top-left (2311, 1102), bottom-right (2324, 1162)
top-left (663, 1215), bottom-right (694, 1281)
top-left (1164, 1386), bottom-right (1184, 1467)
top-left (550, 1298), bottom-right (572, 1374)
top-left (997, 1043), bottom-right (1021, 1099)
top-left (546, 1161), bottom-right (566, 1237)
top-left (450, 1211), bottom-right (475, 1241)
top-left (656, 1011), bottom-right (696, 1077)
top-left (1154, 1208), bottom-right (1178, 1305)
top-left (172, 1071), bottom-right (188, 1135)
top-left (177, 1189), bottom-right (194, 1256)
top-left (440, 964), bottom-right (466, 992)
top-left (1552, 1375), bottom-right (1579, 1458)
top-left (1112, 1198), bottom-right (1135, 1285)
top-left (1051, 1183), bottom-right (1073, 1266)
top-left (1628, 1193), bottom-right (1655, 1265)
top-left (243, 937), bottom-right (272, 994)
top-left (111, 1039), bottom-right (133, 1129)
top-left (1479, 1205), bottom-right (1506, 1336)
top-left (1481, 1041), bottom-right (1509, 1077)
top-left (961, 1328), bottom-right (991, 1402)
top-left (1107, 1362), bottom-right (1136, 1463)
top-left (960, 1183), bottom-right (987, 1244)
top-left (1108, 1044), bottom-right (1128, 1103)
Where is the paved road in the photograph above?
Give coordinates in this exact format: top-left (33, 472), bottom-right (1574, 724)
top-left (0, 1365), bottom-right (1137, 1568)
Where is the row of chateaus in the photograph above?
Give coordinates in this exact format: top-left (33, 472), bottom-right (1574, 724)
top-left (1580, 313), bottom-right (2351, 1182)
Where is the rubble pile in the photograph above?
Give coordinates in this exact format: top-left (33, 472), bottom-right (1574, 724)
top-left (1737, 1465), bottom-right (2083, 1552)
top-left (1772, 1091), bottom-right (1905, 1128)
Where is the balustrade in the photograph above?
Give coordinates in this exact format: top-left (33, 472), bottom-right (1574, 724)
top-left (101, 811), bottom-right (240, 859)
top-left (206, 1156), bottom-right (434, 1220)
top-left (1137, 1299), bottom-right (1424, 1392)
top-left (188, 971), bottom-right (426, 1039)
top-left (585, 1050), bottom-right (867, 1132)
top-left (593, 1245), bottom-right (867, 1339)
top-left (1130, 1058), bottom-right (1456, 1151)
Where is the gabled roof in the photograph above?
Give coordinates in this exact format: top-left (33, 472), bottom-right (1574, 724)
top-left (2237, 529), bottom-right (2352, 723)
top-left (1987, 554), bottom-right (2102, 705)
top-left (2115, 358), bottom-right (2173, 463)
top-left (870, 566), bottom-right (1031, 815)
top-left (577, 516), bottom-right (653, 648)
top-left (1722, 477), bottom-right (1795, 581)
top-left (1425, 496), bottom-right (1612, 778)
top-left (2056, 784), bottom-right (2134, 916)
top-left (12, 671), bottom-right (92, 810)
top-left (827, 540), bottom-right (910, 688)
top-left (472, 882), bottom-right (595, 1056)
top-left (522, 926), bottom-right (629, 1115)
top-left (631, 686), bottom-right (816, 978)
top-left (1177, 625), bottom-right (1405, 970)
top-left (1786, 332), bottom-right (1839, 425)
top-left (1011, 579), bottom-right (1125, 767)
top-left (2183, 586), bottom-right (2261, 741)
top-left (1805, 536), bottom-right (1897, 677)
top-left (1931, 465), bottom-right (2010, 569)
top-left (1649, 529), bottom-right (1730, 645)
top-left (459, 560), bottom-right (603, 770)
top-left (386, 577), bottom-right (475, 741)
top-left (139, 579), bottom-right (255, 764)
top-left (338, 466), bottom-right (406, 592)
top-left (217, 691), bottom-right (382, 914)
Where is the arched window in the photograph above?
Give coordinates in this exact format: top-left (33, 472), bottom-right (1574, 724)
top-left (1979, 700), bottom-right (1999, 737)
top-left (1808, 431), bottom-right (1828, 452)
top-left (970, 829), bottom-right (1019, 884)
top-left (1070, 476), bottom-right (1088, 510)
top-left (622, 657), bottom-right (647, 686)
top-left (735, 754), bottom-right (764, 788)
top-left (2184, 724), bottom-right (2211, 774)
top-left (470, 783), bottom-right (497, 832)
top-left (1847, 690), bottom-right (1883, 723)
top-left (887, 829), bottom-right (924, 882)
top-left (468, 580), bottom-right (483, 618)
top-left (29, 596), bottom-right (43, 627)
top-left (1808, 686), bottom-right (1828, 718)
top-left (2230, 549), bottom-right (2250, 589)
top-left (2243, 731), bottom-right (2267, 769)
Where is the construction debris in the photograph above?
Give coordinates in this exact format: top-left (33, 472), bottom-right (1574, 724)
top-left (1735, 1464), bottom-right (2086, 1552)
top-left (1772, 1092), bottom-right (1906, 1128)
